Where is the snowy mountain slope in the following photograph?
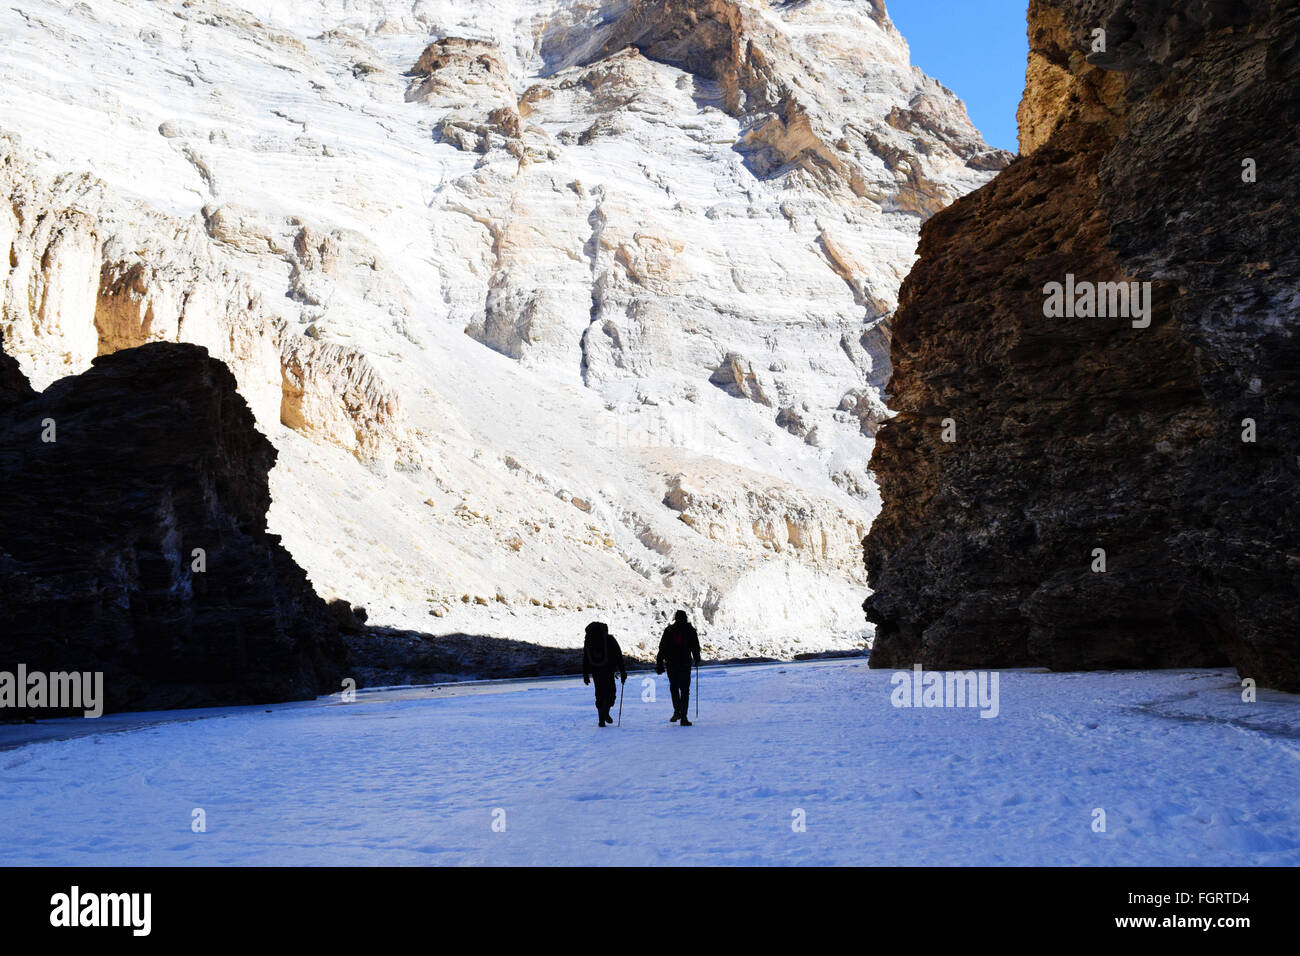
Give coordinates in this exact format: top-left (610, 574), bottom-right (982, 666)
top-left (2, 661), bottom-right (1299, 865)
top-left (0, 0), bottom-right (1007, 656)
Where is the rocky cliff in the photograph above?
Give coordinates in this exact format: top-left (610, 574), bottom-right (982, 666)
top-left (0, 337), bottom-right (349, 713)
top-left (865, 0), bottom-right (1300, 689)
top-left (0, 0), bottom-right (1006, 658)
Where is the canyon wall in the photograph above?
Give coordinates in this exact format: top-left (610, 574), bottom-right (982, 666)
top-left (0, 0), bottom-right (1006, 658)
top-left (0, 337), bottom-right (349, 713)
top-left (865, 0), bottom-right (1300, 688)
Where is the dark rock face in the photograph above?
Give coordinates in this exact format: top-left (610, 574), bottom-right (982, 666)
top-left (345, 629), bottom-right (606, 688)
top-left (865, 0), bottom-right (1300, 689)
top-left (0, 339), bottom-right (349, 714)
top-left (0, 343), bottom-right (33, 410)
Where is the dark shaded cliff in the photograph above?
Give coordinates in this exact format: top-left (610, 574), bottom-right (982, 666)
top-left (865, 0), bottom-right (1299, 688)
top-left (0, 339), bottom-right (350, 714)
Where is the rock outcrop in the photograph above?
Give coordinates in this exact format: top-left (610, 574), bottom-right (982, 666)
top-left (865, 0), bottom-right (1300, 689)
top-left (0, 337), bottom-right (349, 713)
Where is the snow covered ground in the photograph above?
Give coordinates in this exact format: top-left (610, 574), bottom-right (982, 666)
top-left (2, 660), bottom-right (1298, 865)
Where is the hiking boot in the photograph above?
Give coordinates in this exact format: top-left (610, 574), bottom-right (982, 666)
top-left (669, 712), bottom-right (680, 722)
top-left (598, 717), bottom-right (606, 727)
top-left (679, 717), bottom-right (693, 726)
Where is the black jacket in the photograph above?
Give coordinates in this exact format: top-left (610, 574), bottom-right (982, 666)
top-left (583, 631), bottom-right (626, 681)
top-left (657, 620), bottom-right (701, 673)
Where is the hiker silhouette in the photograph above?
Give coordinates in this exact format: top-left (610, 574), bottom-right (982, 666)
top-left (582, 621), bottom-right (626, 727)
top-left (656, 609), bottom-right (701, 726)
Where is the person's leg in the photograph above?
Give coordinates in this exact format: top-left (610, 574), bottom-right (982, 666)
top-left (597, 673), bottom-right (616, 722)
top-left (676, 665), bottom-right (696, 723)
top-left (669, 681), bottom-right (682, 720)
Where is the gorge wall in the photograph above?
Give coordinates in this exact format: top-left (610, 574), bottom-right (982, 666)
top-left (865, 0), bottom-right (1300, 689)
top-left (0, 0), bottom-right (1007, 659)
top-left (0, 338), bottom-right (349, 713)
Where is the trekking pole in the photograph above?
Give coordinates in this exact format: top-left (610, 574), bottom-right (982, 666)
top-left (695, 659), bottom-right (699, 719)
top-left (617, 677), bottom-right (624, 727)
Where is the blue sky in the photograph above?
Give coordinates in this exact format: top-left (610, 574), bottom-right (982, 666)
top-left (885, 0), bottom-right (1029, 153)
